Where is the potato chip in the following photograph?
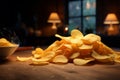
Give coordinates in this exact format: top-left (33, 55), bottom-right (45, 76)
top-left (52, 55), bottom-right (68, 64)
top-left (33, 54), bottom-right (42, 59)
top-left (56, 43), bottom-right (73, 58)
top-left (113, 53), bottom-right (120, 63)
top-left (69, 38), bottom-right (83, 46)
top-left (56, 29), bottom-right (83, 45)
top-left (55, 34), bottom-right (70, 41)
top-left (32, 57), bottom-right (49, 62)
top-left (30, 61), bottom-right (49, 65)
top-left (93, 41), bottom-right (115, 55)
top-left (0, 38), bottom-right (15, 46)
top-left (71, 43), bottom-right (79, 52)
top-left (82, 34), bottom-right (101, 45)
top-left (63, 44), bottom-right (72, 49)
top-left (32, 48), bottom-right (44, 58)
top-left (73, 58), bottom-right (94, 66)
top-left (79, 44), bottom-right (93, 50)
top-left (91, 50), bottom-right (114, 63)
top-left (69, 52), bottom-right (80, 59)
top-left (31, 58), bottom-right (49, 65)
top-left (35, 48), bottom-right (44, 53)
top-left (17, 56), bottom-right (32, 62)
top-left (70, 29), bottom-right (84, 38)
top-left (41, 51), bottom-right (56, 62)
top-left (79, 44), bottom-right (93, 57)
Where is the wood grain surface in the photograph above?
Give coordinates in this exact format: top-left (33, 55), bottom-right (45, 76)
top-left (0, 49), bottom-right (120, 80)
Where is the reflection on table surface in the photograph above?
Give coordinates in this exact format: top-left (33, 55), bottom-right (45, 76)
top-left (0, 47), bottom-right (120, 80)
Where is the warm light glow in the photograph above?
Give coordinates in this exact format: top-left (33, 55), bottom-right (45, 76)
top-left (104, 13), bottom-right (119, 24)
top-left (48, 12), bottom-right (61, 23)
top-left (65, 27), bottom-right (68, 32)
top-left (104, 13), bottom-right (119, 35)
top-left (48, 12), bottom-right (61, 29)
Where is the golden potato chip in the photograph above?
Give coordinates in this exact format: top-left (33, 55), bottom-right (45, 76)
top-left (41, 51), bottom-right (56, 62)
top-left (30, 61), bottom-right (49, 65)
top-left (56, 43), bottom-right (73, 58)
top-left (113, 53), bottom-right (120, 63)
top-left (35, 48), bottom-right (44, 53)
top-left (93, 41), bottom-right (115, 55)
top-left (79, 44), bottom-right (93, 50)
top-left (32, 48), bottom-right (44, 58)
top-left (69, 52), bottom-right (80, 59)
top-left (69, 38), bottom-right (83, 46)
top-left (91, 50), bottom-right (114, 63)
top-left (56, 29), bottom-right (83, 45)
top-left (45, 40), bottom-right (59, 52)
top-left (55, 34), bottom-right (70, 41)
top-left (31, 57), bottom-right (49, 65)
top-left (82, 34), bottom-right (101, 45)
top-left (32, 57), bottom-right (49, 62)
top-left (17, 56), bottom-right (32, 62)
top-left (52, 55), bottom-right (68, 64)
top-left (79, 44), bottom-right (93, 57)
top-left (70, 29), bottom-right (84, 38)
top-left (0, 38), bottom-right (15, 46)
top-left (73, 58), bottom-right (94, 66)
top-left (33, 54), bottom-right (42, 59)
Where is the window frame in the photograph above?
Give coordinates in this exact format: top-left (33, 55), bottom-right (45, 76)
top-left (67, 0), bottom-right (96, 34)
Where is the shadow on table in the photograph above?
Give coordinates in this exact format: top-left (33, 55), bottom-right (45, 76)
top-left (0, 58), bottom-right (10, 64)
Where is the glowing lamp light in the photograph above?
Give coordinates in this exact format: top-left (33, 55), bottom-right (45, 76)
top-left (48, 12), bottom-right (61, 29)
top-left (104, 13), bottom-right (119, 35)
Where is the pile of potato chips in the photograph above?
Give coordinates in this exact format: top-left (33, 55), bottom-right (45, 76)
top-left (0, 38), bottom-right (16, 46)
top-left (17, 29), bottom-right (120, 65)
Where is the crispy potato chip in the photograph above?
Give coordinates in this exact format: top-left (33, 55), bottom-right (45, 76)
top-left (70, 52), bottom-right (80, 59)
top-left (32, 48), bottom-right (44, 58)
top-left (91, 50), bottom-right (114, 62)
top-left (56, 43), bottom-right (73, 58)
top-left (114, 57), bottom-right (120, 63)
top-left (82, 34), bottom-right (101, 45)
top-left (73, 58), bottom-right (94, 66)
top-left (0, 38), bottom-right (15, 46)
top-left (52, 55), bottom-right (68, 64)
top-left (93, 41), bottom-right (115, 55)
top-left (42, 51), bottom-right (56, 61)
top-left (30, 61), bottom-right (49, 65)
top-left (33, 54), bottom-right (42, 59)
top-left (55, 29), bottom-right (83, 45)
top-left (79, 44), bottom-right (93, 50)
top-left (69, 38), bottom-right (83, 45)
top-left (55, 34), bottom-right (70, 41)
top-left (35, 48), bottom-right (44, 53)
top-left (17, 56), bottom-right (32, 62)
top-left (32, 57), bottom-right (49, 62)
top-left (114, 53), bottom-right (120, 63)
top-left (63, 44), bottom-right (72, 49)
top-left (79, 44), bottom-right (93, 57)
top-left (31, 51), bottom-right (55, 62)
top-left (70, 29), bottom-right (84, 38)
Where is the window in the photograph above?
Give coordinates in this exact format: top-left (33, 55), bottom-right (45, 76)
top-left (68, 0), bottom-right (96, 34)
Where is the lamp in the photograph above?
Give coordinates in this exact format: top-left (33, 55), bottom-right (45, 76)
top-left (48, 12), bottom-right (61, 29)
top-left (104, 13), bottom-right (119, 35)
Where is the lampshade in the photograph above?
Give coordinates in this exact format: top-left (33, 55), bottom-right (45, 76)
top-left (104, 13), bottom-right (119, 24)
top-left (48, 12), bottom-right (61, 23)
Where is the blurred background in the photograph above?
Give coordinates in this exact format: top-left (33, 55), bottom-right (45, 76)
top-left (0, 0), bottom-right (120, 47)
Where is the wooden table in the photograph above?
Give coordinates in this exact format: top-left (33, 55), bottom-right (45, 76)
top-left (0, 47), bottom-right (120, 80)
